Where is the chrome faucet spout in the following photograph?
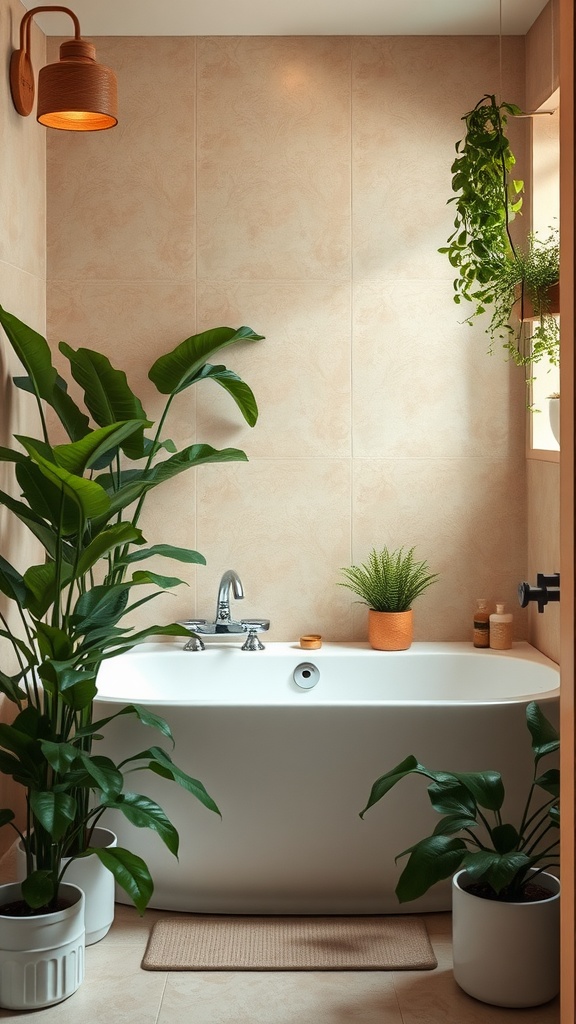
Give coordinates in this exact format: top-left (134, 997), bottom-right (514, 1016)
top-left (216, 569), bottom-right (244, 622)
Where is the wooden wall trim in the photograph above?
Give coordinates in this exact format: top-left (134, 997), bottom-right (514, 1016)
top-left (559, 0), bottom-right (575, 1018)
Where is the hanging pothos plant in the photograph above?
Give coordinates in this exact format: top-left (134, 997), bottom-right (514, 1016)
top-left (440, 94), bottom-right (559, 369)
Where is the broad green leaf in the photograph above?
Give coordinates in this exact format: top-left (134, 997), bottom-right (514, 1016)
top-left (463, 850), bottom-right (533, 894)
top-left (395, 836), bottom-right (467, 903)
top-left (0, 306), bottom-right (58, 406)
top-left (13, 373), bottom-right (90, 442)
top-left (101, 445), bottom-right (248, 520)
top-left (427, 778), bottom-right (477, 817)
top-left (40, 740), bottom-right (78, 773)
top-left (21, 871), bottom-right (56, 910)
top-left (16, 438), bottom-right (111, 528)
top-left (189, 364), bottom-right (259, 426)
top-left (16, 462), bottom-right (79, 541)
top-left (535, 768), bottom-right (560, 798)
top-left (491, 823), bottom-right (520, 854)
top-left (74, 753), bottom-right (123, 797)
top-left (451, 770), bottom-right (505, 811)
top-left (52, 421), bottom-right (151, 476)
top-left (526, 701), bottom-right (559, 763)
top-left (145, 746), bottom-right (221, 816)
top-left (0, 554), bottom-right (27, 607)
top-left (29, 791), bottom-right (76, 841)
top-left (59, 343), bottom-right (149, 459)
top-left (118, 544), bottom-right (206, 566)
top-left (89, 846), bottom-right (153, 914)
top-left (76, 522), bottom-right (144, 577)
top-left (0, 486), bottom-right (62, 557)
top-left (24, 562), bottom-right (73, 619)
top-left (73, 584), bottom-right (131, 631)
top-left (360, 756), bottom-right (443, 818)
top-left (432, 814), bottom-right (478, 837)
top-left (131, 570), bottom-right (185, 590)
top-left (103, 792), bottom-right (179, 856)
top-left (149, 325), bottom-right (264, 396)
top-left (35, 623), bottom-right (74, 661)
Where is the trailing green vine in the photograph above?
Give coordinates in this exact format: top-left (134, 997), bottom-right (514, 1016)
top-left (440, 94), bottom-right (559, 372)
top-left (439, 94), bottom-right (524, 318)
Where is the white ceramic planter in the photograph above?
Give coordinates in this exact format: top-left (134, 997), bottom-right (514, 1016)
top-left (452, 869), bottom-right (560, 1008)
top-left (17, 827), bottom-right (117, 945)
top-left (0, 881), bottom-right (85, 1010)
top-left (548, 396), bottom-right (560, 446)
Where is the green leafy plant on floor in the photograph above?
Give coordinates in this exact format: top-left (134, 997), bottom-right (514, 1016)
top-left (360, 701), bottom-right (559, 903)
top-left (0, 305), bottom-right (263, 913)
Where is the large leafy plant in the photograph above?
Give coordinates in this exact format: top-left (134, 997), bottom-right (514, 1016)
top-left (360, 701), bottom-right (559, 903)
top-left (0, 305), bottom-right (263, 913)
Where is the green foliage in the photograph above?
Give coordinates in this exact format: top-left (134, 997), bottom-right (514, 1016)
top-left (0, 305), bottom-right (264, 912)
top-left (338, 547), bottom-right (439, 612)
top-left (440, 95), bottom-right (559, 369)
top-left (359, 701), bottom-right (559, 903)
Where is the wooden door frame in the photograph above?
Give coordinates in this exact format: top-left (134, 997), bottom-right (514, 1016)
top-left (559, 0), bottom-right (575, 1019)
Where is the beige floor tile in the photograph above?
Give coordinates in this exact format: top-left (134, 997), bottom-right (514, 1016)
top-left (158, 970), bottom-right (403, 1024)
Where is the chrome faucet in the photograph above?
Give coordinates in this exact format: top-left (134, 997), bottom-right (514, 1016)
top-left (215, 569), bottom-right (244, 623)
top-left (181, 569), bottom-right (270, 650)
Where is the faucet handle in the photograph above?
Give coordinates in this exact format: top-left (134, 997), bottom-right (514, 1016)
top-left (240, 618), bottom-right (270, 633)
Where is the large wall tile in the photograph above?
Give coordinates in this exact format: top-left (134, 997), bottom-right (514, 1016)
top-left (196, 37), bottom-right (351, 281)
top-left (196, 281), bottom-right (351, 458)
top-left (196, 459), bottom-right (353, 642)
top-left (352, 36), bottom-right (526, 283)
top-left (352, 458), bottom-right (528, 641)
top-left (352, 280), bottom-right (526, 459)
top-left (47, 37), bottom-right (196, 282)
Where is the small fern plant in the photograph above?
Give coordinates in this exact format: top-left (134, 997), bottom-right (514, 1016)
top-left (338, 547), bottom-right (439, 613)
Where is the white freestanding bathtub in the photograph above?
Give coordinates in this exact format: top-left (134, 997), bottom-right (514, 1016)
top-left (94, 641), bottom-right (559, 914)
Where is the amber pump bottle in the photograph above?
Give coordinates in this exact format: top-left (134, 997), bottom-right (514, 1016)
top-left (473, 599), bottom-right (490, 648)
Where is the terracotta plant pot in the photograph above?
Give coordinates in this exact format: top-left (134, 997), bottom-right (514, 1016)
top-left (368, 609), bottom-right (413, 651)
top-left (520, 281), bottom-right (560, 322)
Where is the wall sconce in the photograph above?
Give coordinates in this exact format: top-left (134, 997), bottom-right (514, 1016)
top-left (10, 5), bottom-right (117, 131)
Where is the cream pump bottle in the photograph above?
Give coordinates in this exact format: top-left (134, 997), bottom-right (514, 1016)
top-left (489, 603), bottom-right (513, 650)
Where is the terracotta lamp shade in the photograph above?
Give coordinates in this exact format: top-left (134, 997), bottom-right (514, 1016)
top-left (10, 6), bottom-right (118, 132)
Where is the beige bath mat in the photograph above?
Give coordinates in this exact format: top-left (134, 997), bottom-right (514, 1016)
top-left (141, 914), bottom-right (437, 971)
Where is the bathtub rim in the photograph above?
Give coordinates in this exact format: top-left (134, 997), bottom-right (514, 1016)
top-left (94, 640), bottom-right (560, 709)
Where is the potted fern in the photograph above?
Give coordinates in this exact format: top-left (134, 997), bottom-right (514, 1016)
top-left (359, 701), bottom-right (559, 1007)
top-left (0, 304), bottom-right (263, 1008)
top-left (338, 546), bottom-right (439, 650)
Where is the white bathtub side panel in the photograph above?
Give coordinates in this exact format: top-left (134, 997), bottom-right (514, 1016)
top-left (97, 699), bottom-right (559, 914)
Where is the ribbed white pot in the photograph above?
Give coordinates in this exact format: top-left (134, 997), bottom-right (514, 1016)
top-left (452, 869), bottom-right (560, 1008)
top-left (0, 881), bottom-right (85, 1010)
top-left (17, 827), bottom-right (117, 945)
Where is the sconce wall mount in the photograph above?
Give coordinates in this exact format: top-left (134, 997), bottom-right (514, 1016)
top-left (10, 5), bottom-right (117, 131)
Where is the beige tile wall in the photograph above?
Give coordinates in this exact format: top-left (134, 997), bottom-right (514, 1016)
top-left (46, 33), bottom-right (530, 643)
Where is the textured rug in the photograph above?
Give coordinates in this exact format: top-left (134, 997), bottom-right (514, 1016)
top-left (141, 915), bottom-right (437, 971)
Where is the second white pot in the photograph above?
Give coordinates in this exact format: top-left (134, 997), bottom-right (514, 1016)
top-left (17, 827), bottom-right (117, 945)
top-left (452, 869), bottom-right (560, 1008)
top-left (0, 881), bottom-right (84, 1010)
